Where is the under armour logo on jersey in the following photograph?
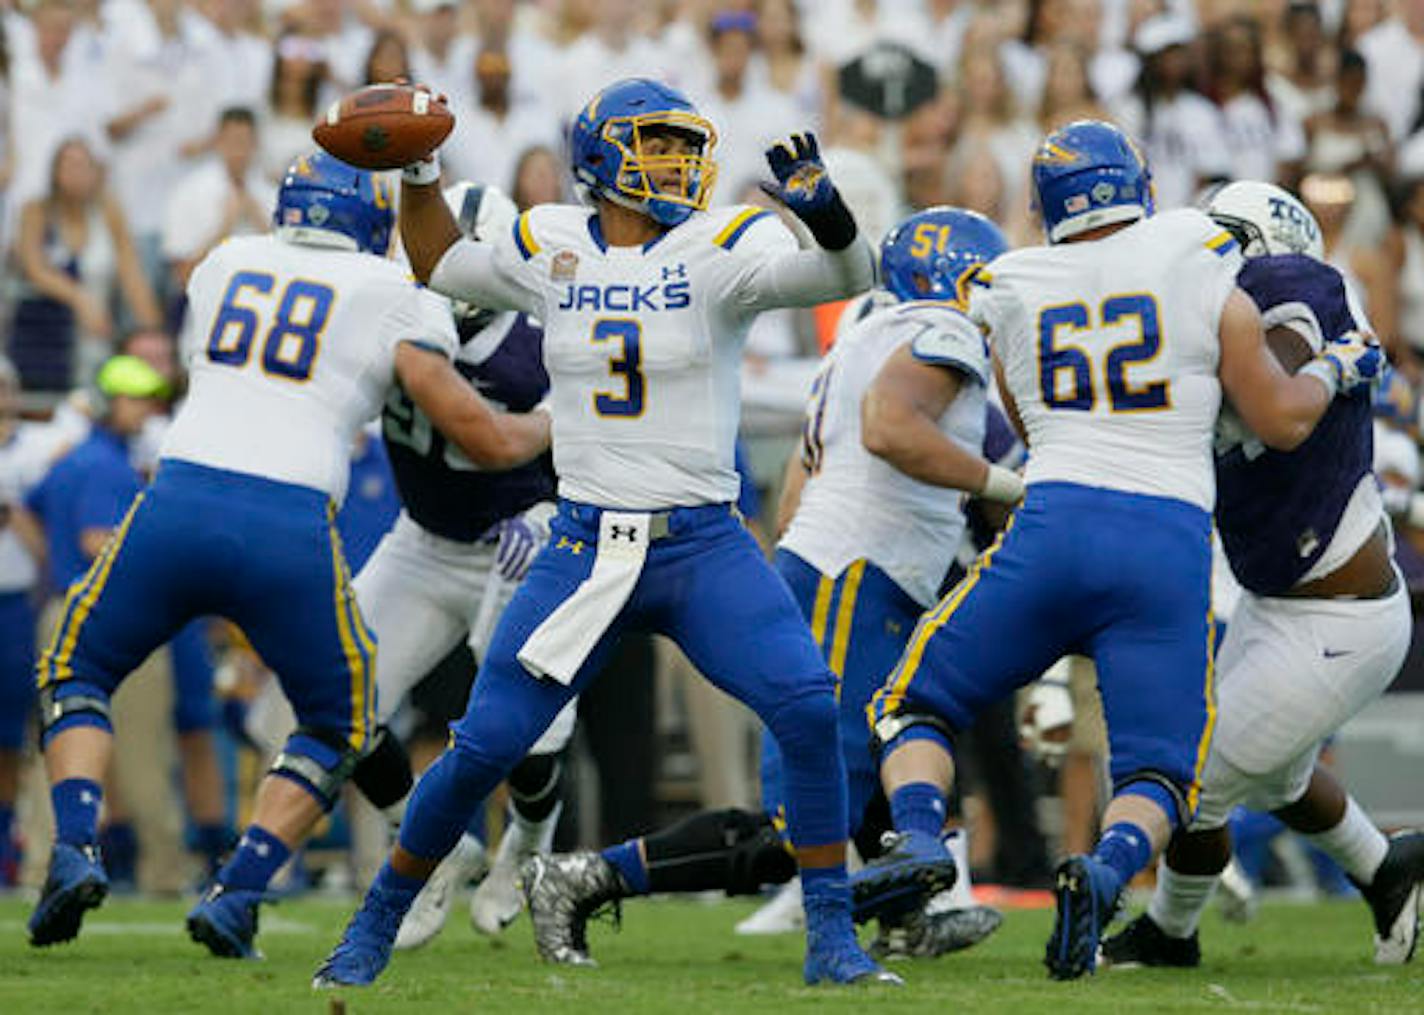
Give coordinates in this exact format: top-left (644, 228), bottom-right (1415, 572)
top-left (609, 525), bottom-right (638, 543)
top-left (556, 536), bottom-right (585, 555)
top-left (662, 263), bottom-right (688, 281)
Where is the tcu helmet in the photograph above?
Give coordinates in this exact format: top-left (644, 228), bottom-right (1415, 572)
top-left (1207, 180), bottom-right (1325, 261)
top-left (1031, 120), bottom-right (1154, 244)
top-left (569, 78), bottom-right (718, 227)
top-left (274, 151), bottom-right (394, 256)
top-left (879, 207), bottom-right (1008, 304)
top-left (442, 181), bottom-right (518, 331)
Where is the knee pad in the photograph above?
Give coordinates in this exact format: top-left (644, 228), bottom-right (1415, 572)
top-left (39, 682), bottom-right (114, 746)
top-left (508, 751), bottom-right (564, 822)
top-left (870, 709), bottom-right (955, 759)
top-left (1115, 770), bottom-right (1189, 829)
top-left (350, 725), bottom-right (413, 810)
top-left (270, 727), bottom-right (361, 810)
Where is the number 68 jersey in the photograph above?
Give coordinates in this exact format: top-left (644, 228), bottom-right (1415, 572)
top-left (163, 234), bottom-right (458, 504)
top-left (970, 208), bottom-right (1241, 512)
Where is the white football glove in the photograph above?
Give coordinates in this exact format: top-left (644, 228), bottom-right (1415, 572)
top-left (1019, 661), bottom-right (1074, 767)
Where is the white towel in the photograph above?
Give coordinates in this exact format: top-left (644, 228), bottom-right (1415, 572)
top-left (517, 511), bottom-right (652, 684)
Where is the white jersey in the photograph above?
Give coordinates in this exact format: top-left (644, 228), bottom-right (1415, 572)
top-left (782, 300), bottom-right (988, 608)
top-left (164, 235), bottom-right (457, 504)
top-left (971, 209), bottom-right (1241, 512)
top-left (431, 203), bottom-right (875, 509)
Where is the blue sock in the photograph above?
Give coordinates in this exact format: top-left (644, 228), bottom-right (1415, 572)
top-left (599, 840), bottom-right (649, 895)
top-left (52, 778), bottom-right (102, 847)
top-left (465, 800), bottom-right (487, 845)
top-left (216, 825), bottom-right (291, 893)
top-left (1091, 821), bottom-right (1153, 892)
top-left (889, 782), bottom-right (947, 838)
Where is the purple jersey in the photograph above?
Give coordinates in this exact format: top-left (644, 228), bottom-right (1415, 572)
top-left (1215, 254), bottom-right (1373, 594)
top-left (383, 312), bottom-right (554, 543)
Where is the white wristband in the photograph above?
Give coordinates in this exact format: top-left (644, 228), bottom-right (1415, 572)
top-left (980, 463), bottom-right (1026, 504)
top-left (1299, 358), bottom-right (1339, 399)
top-left (402, 153), bottom-right (442, 186)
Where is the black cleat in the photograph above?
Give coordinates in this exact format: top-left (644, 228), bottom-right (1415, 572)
top-left (1354, 829), bottom-right (1424, 965)
top-left (1099, 913), bottom-right (1201, 969)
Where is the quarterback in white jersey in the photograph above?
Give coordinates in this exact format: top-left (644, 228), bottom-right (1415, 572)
top-left (319, 78), bottom-right (900, 989)
top-left (27, 153), bottom-right (551, 959)
top-left (857, 120), bottom-right (1382, 980)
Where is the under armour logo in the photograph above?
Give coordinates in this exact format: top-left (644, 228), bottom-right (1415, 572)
top-left (662, 263), bottom-right (688, 280)
top-left (610, 525), bottom-right (638, 542)
top-left (556, 536), bottom-right (585, 555)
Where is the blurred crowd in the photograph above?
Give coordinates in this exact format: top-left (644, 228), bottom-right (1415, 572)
top-left (5, 0), bottom-right (1424, 896)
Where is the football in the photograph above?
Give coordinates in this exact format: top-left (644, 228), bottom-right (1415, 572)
top-left (312, 84), bottom-right (454, 171)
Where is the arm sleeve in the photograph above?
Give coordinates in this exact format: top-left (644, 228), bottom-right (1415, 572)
top-left (428, 232), bottom-right (544, 317)
top-left (727, 215), bottom-right (877, 313)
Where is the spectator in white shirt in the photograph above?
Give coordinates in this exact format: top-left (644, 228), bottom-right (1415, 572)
top-left (698, 11), bottom-right (802, 203)
top-left (755, 0), bottom-right (824, 126)
top-left (1267, 2), bottom-right (1337, 127)
top-left (185, 0), bottom-right (273, 113)
top-left (555, 0), bottom-right (673, 122)
top-left (1113, 15), bottom-right (1232, 209)
top-left (102, 0), bottom-right (222, 304)
top-left (259, 33), bottom-right (330, 183)
top-left (442, 44), bottom-right (560, 194)
top-left (409, 0), bottom-right (475, 105)
top-left (361, 27), bottom-right (409, 85)
top-left (161, 108), bottom-right (275, 296)
top-left (1208, 14), bottom-right (1306, 188)
top-left (1357, 0), bottom-right (1424, 141)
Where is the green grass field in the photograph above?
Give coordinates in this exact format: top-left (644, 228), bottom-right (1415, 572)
top-left (0, 894), bottom-right (1420, 1013)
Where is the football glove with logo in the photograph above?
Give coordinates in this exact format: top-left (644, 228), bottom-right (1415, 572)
top-left (761, 132), bottom-right (858, 251)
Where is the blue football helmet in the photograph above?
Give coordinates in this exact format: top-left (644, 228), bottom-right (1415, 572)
top-left (569, 78), bottom-right (718, 227)
top-left (1032, 120), bottom-right (1153, 244)
top-left (274, 151), bottom-right (393, 255)
top-left (879, 207), bottom-right (1008, 305)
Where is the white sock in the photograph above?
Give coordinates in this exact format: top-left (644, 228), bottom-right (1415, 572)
top-left (382, 794), bottom-right (409, 830)
top-left (1147, 859), bottom-right (1217, 938)
top-left (1303, 796), bottom-right (1388, 885)
top-left (943, 828), bottom-right (974, 908)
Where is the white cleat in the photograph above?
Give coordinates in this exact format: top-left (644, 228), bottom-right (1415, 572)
top-left (393, 833), bottom-right (488, 951)
top-left (1216, 857), bottom-right (1259, 924)
top-left (471, 803), bottom-right (561, 935)
top-left (735, 877), bottom-right (804, 936)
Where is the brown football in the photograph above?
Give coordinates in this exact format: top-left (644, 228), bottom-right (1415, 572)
top-left (312, 84), bottom-right (454, 171)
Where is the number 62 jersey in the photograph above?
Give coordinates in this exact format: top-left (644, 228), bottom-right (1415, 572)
top-left (163, 234), bottom-right (458, 503)
top-left (970, 208), bottom-right (1241, 512)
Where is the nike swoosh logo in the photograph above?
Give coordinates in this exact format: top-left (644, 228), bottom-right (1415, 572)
top-left (1323, 648), bottom-right (1352, 659)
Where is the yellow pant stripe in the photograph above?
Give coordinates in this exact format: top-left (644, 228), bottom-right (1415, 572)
top-left (39, 494), bottom-right (145, 688)
top-left (809, 574), bottom-right (835, 649)
top-left (868, 515), bottom-right (1016, 725)
top-left (327, 510), bottom-right (368, 750)
top-left (1187, 611), bottom-right (1218, 814)
top-left (828, 560), bottom-right (866, 682)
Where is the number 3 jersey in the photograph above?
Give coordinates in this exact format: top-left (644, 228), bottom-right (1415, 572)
top-left (433, 203), bottom-right (802, 509)
top-left (971, 208), bottom-right (1241, 512)
top-left (163, 234), bottom-right (458, 504)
